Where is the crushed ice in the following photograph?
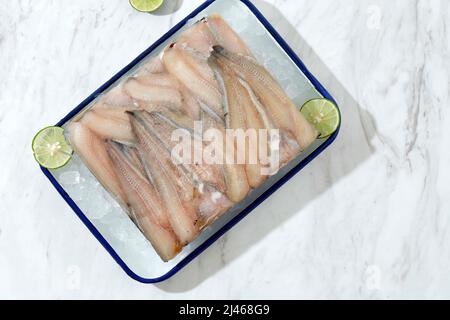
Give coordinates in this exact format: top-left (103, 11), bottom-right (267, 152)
top-left (51, 0), bottom-right (322, 278)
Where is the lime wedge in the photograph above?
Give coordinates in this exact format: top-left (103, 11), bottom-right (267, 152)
top-left (129, 0), bottom-right (164, 12)
top-left (32, 126), bottom-right (73, 169)
top-left (301, 99), bottom-right (340, 139)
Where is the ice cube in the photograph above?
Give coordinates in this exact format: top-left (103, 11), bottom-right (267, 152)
top-left (113, 220), bottom-right (131, 243)
top-left (125, 230), bottom-right (148, 253)
top-left (100, 210), bottom-right (120, 225)
top-left (286, 83), bottom-right (301, 99)
top-left (221, 2), bottom-right (249, 22)
top-left (246, 35), bottom-right (270, 55)
top-left (263, 57), bottom-right (278, 71)
top-left (253, 26), bottom-right (266, 36)
top-left (69, 184), bottom-right (85, 202)
top-left (86, 189), bottom-right (116, 220)
top-left (229, 12), bottom-right (250, 33)
top-left (89, 201), bottom-right (110, 220)
top-left (59, 171), bottom-right (81, 185)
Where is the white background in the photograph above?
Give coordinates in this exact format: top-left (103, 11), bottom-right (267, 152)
top-left (1, 0), bottom-right (449, 299)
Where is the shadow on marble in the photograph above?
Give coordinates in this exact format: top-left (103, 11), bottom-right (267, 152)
top-left (156, 0), bottom-right (376, 292)
top-left (152, 0), bottom-right (184, 16)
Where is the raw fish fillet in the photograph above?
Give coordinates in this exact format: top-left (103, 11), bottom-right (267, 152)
top-left (163, 43), bottom-right (223, 115)
top-left (80, 108), bottom-right (135, 145)
top-left (130, 112), bottom-right (200, 245)
top-left (66, 122), bottom-right (128, 208)
top-left (66, 14), bottom-right (318, 261)
top-left (212, 57), bottom-right (268, 187)
top-left (105, 142), bottom-right (180, 261)
top-left (211, 45), bottom-right (318, 150)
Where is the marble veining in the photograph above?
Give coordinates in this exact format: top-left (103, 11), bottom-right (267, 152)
top-left (0, 0), bottom-right (449, 299)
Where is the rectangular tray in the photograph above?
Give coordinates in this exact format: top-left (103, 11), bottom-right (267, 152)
top-left (41, 0), bottom-right (340, 283)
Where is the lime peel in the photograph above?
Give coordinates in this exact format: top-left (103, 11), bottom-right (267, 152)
top-left (32, 126), bottom-right (73, 169)
top-left (129, 0), bottom-right (164, 12)
top-left (300, 98), bottom-right (340, 139)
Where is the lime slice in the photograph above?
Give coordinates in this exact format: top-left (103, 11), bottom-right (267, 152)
top-left (300, 98), bottom-right (340, 139)
top-left (129, 0), bottom-right (164, 12)
top-left (32, 126), bottom-right (73, 169)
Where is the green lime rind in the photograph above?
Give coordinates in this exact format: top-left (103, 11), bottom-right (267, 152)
top-left (300, 98), bottom-right (340, 139)
top-left (32, 126), bottom-right (73, 169)
top-left (129, 0), bottom-right (164, 12)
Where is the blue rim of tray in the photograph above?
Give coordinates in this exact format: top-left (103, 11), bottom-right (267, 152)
top-left (40, 0), bottom-right (341, 284)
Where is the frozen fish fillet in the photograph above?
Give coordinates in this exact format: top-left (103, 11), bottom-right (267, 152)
top-left (66, 14), bottom-right (318, 261)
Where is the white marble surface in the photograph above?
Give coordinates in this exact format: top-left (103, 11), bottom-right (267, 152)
top-left (1, 0), bottom-right (449, 299)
